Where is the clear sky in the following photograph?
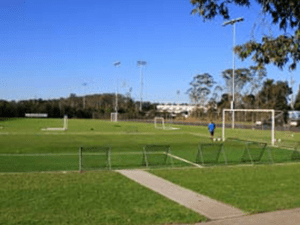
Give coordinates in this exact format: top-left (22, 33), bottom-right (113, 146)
top-left (0, 0), bottom-right (298, 104)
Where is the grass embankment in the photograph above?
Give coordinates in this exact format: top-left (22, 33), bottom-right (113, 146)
top-left (0, 171), bottom-right (205, 225)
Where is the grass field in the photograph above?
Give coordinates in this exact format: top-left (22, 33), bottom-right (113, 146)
top-left (1, 118), bottom-right (300, 224)
top-left (0, 118), bottom-right (299, 172)
top-left (0, 171), bottom-right (205, 225)
top-left (151, 164), bottom-right (300, 214)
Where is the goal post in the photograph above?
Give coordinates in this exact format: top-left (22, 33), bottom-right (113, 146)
top-left (154, 117), bottom-right (165, 129)
top-left (79, 146), bottom-right (111, 171)
top-left (111, 113), bottom-right (118, 122)
top-left (222, 109), bottom-right (275, 146)
top-left (41, 115), bottom-right (68, 131)
top-left (154, 117), bottom-right (180, 130)
top-left (63, 115), bottom-right (68, 130)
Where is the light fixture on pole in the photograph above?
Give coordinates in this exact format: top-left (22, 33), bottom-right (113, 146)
top-left (137, 60), bottom-right (147, 111)
top-left (113, 61), bottom-right (121, 113)
top-left (223, 17), bottom-right (244, 129)
top-left (82, 83), bottom-right (87, 109)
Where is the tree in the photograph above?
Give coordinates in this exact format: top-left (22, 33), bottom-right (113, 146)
top-left (221, 66), bottom-right (267, 106)
top-left (217, 93), bottom-right (231, 110)
top-left (186, 73), bottom-right (216, 106)
top-left (222, 68), bottom-right (252, 95)
top-left (293, 86), bottom-right (300, 110)
top-left (190, 0), bottom-right (300, 70)
top-left (241, 94), bottom-right (256, 109)
top-left (210, 85), bottom-right (223, 102)
top-left (256, 79), bottom-right (292, 110)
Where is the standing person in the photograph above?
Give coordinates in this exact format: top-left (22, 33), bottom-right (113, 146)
top-left (208, 121), bottom-right (216, 139)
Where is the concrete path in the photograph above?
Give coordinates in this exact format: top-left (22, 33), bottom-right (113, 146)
top-left (117, 169), bottom-right (246, 220)
top-left (197, 207), bottom-right (300, 225)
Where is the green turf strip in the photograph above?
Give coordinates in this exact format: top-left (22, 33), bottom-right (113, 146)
top-left (150, 164), bottom-right (300, 213)
top-left (0, 171), bottom-right (205, 225)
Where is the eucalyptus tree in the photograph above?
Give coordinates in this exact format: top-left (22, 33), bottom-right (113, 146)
top-left (221, 66), bottom-right (267, 107)
top-left (186, 73), bottom-right (216, 106)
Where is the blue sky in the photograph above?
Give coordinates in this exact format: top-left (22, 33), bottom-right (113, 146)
top-left (0, 0), bottom-right (298, 104)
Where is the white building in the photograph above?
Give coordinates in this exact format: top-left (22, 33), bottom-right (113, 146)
top-left (156, 104), bottom-right (207, 117)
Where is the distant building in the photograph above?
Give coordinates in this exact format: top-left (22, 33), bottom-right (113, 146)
top-left (156, 104), bottom-right (207, 117)
top-left (288, 111), bottom-right (300, 126)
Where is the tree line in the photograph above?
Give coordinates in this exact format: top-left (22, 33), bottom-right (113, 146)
top-left (1, 70), bottom-right (299, 120)
top-left (186, 66), bottom-right (296, 112)
top-left (0, 93), bottom-right (157, 119)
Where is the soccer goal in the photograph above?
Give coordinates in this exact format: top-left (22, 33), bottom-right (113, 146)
top-left (222, 109), bottom-right (276, 146)
top-left (154, 116), bottom-right (180, 130)
top-left (154, 117), bottom-right (165, 129)
top-left (79, 146), bottom-right (111, 171)
top-left (240, 141), bottom-right (273, 164)
top-left (142, 145), bottom-right (173, 167)
top-left (111, 112), bottom-right (118, 122)
top-left (196, 143), bottom-right (227, 166)
top-left (41, 115), bottom-right (68, 131)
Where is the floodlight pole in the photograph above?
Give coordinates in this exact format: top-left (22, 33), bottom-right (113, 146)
top-left (137, 60), bottom-right (147, 111)
top-left (290, 71), bottom-right (295, 109)
top-left (113, 61), bottom-right (121, 113)
top-left (223, 17), bottom-right (244, 129)
top-left (82, 83), bottom-right (87, 109)
top-left (177, 90), bottom-right (180, 106)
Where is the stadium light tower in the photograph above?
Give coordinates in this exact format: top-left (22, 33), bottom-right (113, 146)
top-left (113, 61), bottom-right (121, 113)
top-left (137, 60), bottom-right (147, 111)
top-left (223, 17), bottom-right (244, 129)
top-left (82, 83), bottom-right (87, 109)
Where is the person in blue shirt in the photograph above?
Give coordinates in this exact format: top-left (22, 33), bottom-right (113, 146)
top-left (208, 121), bottom-right (216, 138)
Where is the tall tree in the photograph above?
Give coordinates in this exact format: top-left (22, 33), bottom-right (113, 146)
top-left (190, 0), bottom-right (300, 70)
top-left (222, 68), bottom-right (252, 95)
top-left (293, 87), bottom-right (300, 110)
top-left (221, 66), bottom-right (267, 102)
top-left (186, 73), bottom-right (216, 106)
top-left (256, 79), bottom-right (292, 110)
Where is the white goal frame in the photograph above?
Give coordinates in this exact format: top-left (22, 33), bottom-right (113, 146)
top-left (154, 117), bottom-right (165, 129)
top-left (41, 115), bottom-right (68, 131)
top-left (111, 112), bottom-right (118, 122)
top-left (222, 109), bottom-right (275, 146)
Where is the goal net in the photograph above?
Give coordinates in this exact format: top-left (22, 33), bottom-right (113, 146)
top-left (41, 115), bottom-right (68, 131)
top-left (222, 109), bottom-right (276, 146)
top-left (79, 146), bottom-right (111, 171)
top-left (240, 141), bottom-right (272, 164)
top-left (111, 113), bottom-right (118, 122)
top-left (196, 143), bottom-right (227, 166)
top-left (142, 145), bottom-right (173, 167)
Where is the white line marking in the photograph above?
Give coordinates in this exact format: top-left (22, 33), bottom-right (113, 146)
top-left (166, 153), bottom-right (203, 168)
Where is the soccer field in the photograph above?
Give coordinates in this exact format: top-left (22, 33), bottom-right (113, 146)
top-left (1, 118), bottom-right (300, 224)
top-left (0, 118), bottom-right (299, 172)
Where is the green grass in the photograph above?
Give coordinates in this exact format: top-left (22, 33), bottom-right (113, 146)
top-left (150, 164), bottom-right (300, 213)
top-left (1, 118), bottom-right (300, 223)
top-left (0, 118), bottom-right (299, 172)
top-left (0, 171), bottom-right (205, 225)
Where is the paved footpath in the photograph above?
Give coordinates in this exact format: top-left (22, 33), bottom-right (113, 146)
top-left (118, 169), bottom-right (300, 225)
top-left (117, 169), bottom-right (246, 220)
top-left (198, 208), bottom-right (300, 225)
